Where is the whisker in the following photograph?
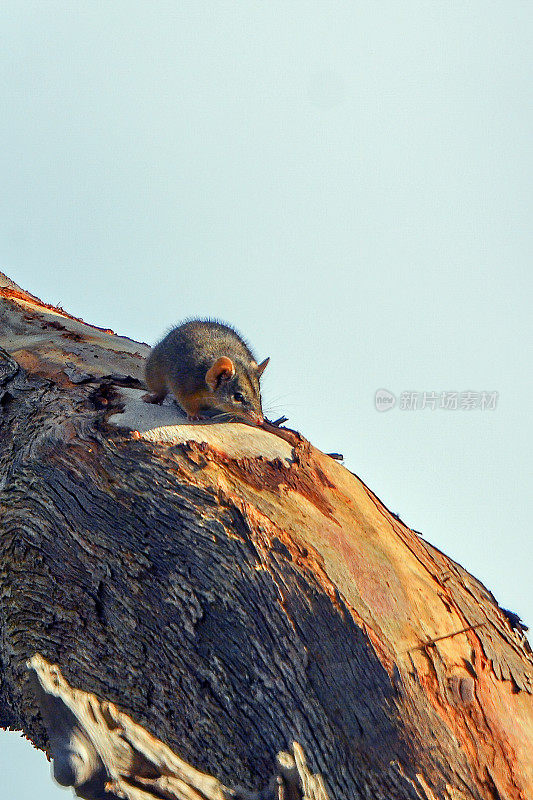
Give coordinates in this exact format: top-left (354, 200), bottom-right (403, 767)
top-left (264, 392), bottom-right (297, 405)
top-left (208, 411), bottom-right (234, 422)
top-left (264, 403), bottom-right (301, 413)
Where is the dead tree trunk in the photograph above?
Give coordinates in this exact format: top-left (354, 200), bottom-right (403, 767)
top-left (0, 272), bottom-right (531, 800)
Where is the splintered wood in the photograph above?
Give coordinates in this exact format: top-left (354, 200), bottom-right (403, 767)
top-left (28, 655), bottom-right (329, 800)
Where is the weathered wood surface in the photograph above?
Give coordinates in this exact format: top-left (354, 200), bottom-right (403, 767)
top-left (0, 272), bottom-right (532, 800)
top-left (29, 654), bottom-right (328, 800)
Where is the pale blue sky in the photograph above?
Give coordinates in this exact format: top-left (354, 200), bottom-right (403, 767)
top-left (1, 2), bottom-right (532, 797)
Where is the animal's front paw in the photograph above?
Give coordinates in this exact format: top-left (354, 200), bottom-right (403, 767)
top-left (142, 392), bottom-right (165, 404)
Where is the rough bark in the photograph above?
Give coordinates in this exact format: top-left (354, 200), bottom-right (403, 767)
top-left (28, 654), bottom-right (328, 800)
top-left (0, 272), bottom-right (532, 800)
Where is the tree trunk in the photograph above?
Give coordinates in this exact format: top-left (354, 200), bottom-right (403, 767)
top-left (0, 272), bottom-right (532, 800)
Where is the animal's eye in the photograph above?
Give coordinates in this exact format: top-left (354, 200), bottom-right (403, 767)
top-left (233, 392), bottom-right (245, 403)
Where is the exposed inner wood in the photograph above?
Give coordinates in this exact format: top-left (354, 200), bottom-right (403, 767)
top-left (0, 272), bottom-right (532, 800)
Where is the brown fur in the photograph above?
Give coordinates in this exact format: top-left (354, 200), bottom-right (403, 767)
top-left (144, 320), bottom-right (268, 423)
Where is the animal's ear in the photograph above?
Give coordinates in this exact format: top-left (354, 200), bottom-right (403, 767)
top-left (256, 357), bottom-right (270, 377)
top-left (205, 357), bottom-right (235, 391)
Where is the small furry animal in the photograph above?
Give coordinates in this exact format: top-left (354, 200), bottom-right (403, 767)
top-left (144, 319), bottom-right (269, 423)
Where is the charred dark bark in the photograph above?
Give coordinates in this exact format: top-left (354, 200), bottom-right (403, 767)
top-left (0, 274), bottom-right (532, 800)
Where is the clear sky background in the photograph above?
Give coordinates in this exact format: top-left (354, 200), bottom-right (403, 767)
top-left (1, 2), bottom-right (532, 797)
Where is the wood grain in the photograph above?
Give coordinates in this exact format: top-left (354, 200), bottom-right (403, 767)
top-left (0, 272), bottom-right (532, 799)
